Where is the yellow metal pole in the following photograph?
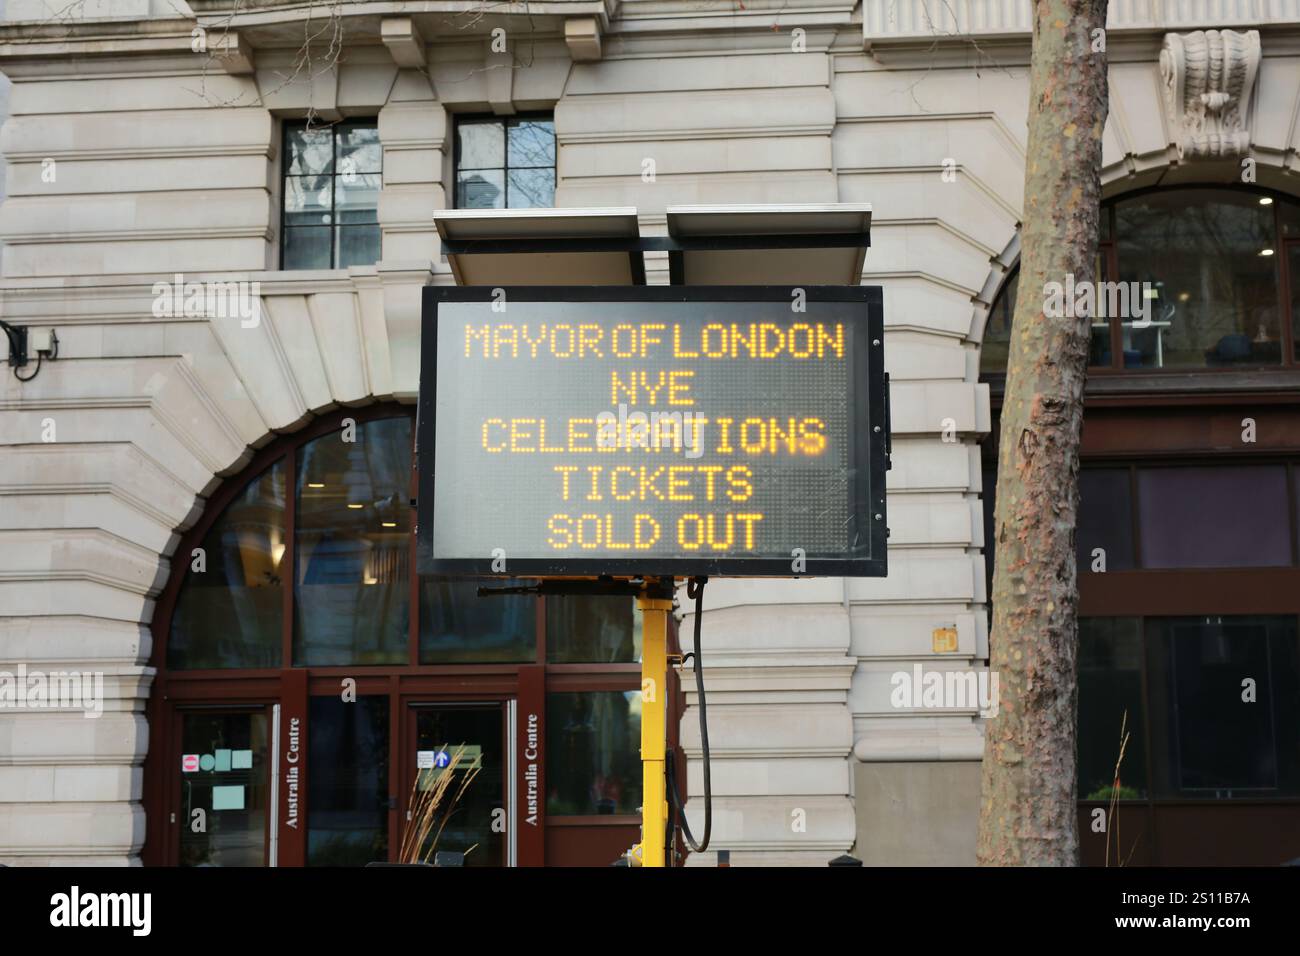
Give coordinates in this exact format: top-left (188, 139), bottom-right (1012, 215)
top-left (635, 586), bottom-right (673, 868)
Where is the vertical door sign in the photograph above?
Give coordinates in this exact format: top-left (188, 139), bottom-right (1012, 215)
top-left (277, 668), bottom-right (309, 866)
top-left (284, 715), bottom-right (301, 830)
top-left (182, 754), bottom-right (199, 773)
top-left (516, 665), bottom-right (545, 866)
top-left (523, 713), bottom-right (540, 827)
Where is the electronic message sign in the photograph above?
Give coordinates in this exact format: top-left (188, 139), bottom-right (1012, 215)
top-left (417, 286), bottom-right (887, 577)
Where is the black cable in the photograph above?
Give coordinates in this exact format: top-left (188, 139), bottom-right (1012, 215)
top-left (665, 747), bottom-right (678, 865)
top-left (669, 575), bottom-right (711, 853)
top-left (13, 352), bottom-right (41, 382)
top-left (2, 320), bottom-right (44, 382)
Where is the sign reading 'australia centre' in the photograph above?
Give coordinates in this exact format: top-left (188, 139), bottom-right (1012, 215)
top-left (417, 286), bottom-right (888, 578)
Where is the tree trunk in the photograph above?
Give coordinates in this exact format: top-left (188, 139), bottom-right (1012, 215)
top-left (977, 0), bottom-right (1110, 866)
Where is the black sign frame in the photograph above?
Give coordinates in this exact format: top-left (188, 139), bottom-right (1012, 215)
top-left (417, 285), bottom-right (888, 578)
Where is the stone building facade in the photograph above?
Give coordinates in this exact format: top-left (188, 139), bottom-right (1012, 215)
top-left (2, 1), bottom-right (1299, 866)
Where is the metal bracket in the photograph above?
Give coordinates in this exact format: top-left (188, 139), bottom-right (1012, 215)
top-left (1, 320), bottom-right (28, 369)
top-left (477, 575), bottom-right (674, 599)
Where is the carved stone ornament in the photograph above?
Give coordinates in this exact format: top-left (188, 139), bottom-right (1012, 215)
top-left (1160, 29), bottom-right (1260, 160)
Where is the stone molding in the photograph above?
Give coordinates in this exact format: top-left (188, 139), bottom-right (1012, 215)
top-left (1160, 28), bottom-right (1261, 160)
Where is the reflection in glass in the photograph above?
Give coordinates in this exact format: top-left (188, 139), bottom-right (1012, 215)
top-left (547, 596), bottom-right (641, 663)
top-left (457, 169), bottom-right (504, 209)
top-left (335, 174), bottom-right (380, 223)
top-left (979, 268), bottom-right (1016, 375)
top-left (1114, 189), bottom-right (1281, 368)
top-left (170, 461), bottom-right (286, 669)
top-left (508, 167), bottom-right (556, 209)
top-left (1146, 615), bottom-right (1300, 797)
top-left (284, 175), bottom-right (332, 223)
top-left (982, 259), bottom-right (1110, 375)
top-left (454, 116), bottom-right (554, 210)
top-left (309, 695), bottom-right (389, 865)
top-left (286, 126), bottom-right (333, 175)
top-left (412, 705), bottom-right (504, 866)
top-left (420, 577), bottom-right (535, 663)
top-left (546, 691), bottom-right (641, 815)
top-left (1136, 465), bottom-right (1290, 568)
top-left (1090, 250), bottom-right (1115, 366)
top-left (338, 124), bottom-right (382, 174)
top-left (508, 120), bottom-right (556, 169)
top-left (179, 710), bottom-right (268, 866)
top-left (1288, 245), bottom-right (1300, 363)
top-left (1078, 618), bottom-right (1147, 799)
top-left (456, 120), bottom-right (505, 170)
top-left (282, 120), bottom-right (381, 270)
top-left (294, 416), bottom-right (411, 666)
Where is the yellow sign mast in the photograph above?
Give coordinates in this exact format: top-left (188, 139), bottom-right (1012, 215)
top-left (631, 582), bottom-right (674, 867)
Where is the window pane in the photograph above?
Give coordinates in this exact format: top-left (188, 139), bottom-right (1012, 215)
top-left (1078, 618), bottom-right (1147, 799)
top-left (979, 269), bottom-right (1016, 376)
top-left (1146, 615), bottom-right (1300, 797)
top-left (284, 175), bottom-right (333, 223)
top-left (546, 691), bottom-right (641, 815)
top-left (1136, 465), bottom-right (1290, 568)
top-left (457, 120), bottom-right (505, 169)
top-left (1115, 189), bottom-right (1282, 369)
top-left (179, 711), bottom-right (269, 866)
top-left (1091, 250), bottom-right (1114, 366)
top-left (1077, 468), bottom-right (1134, 572)
top-left (980, 461), bottom-right (996, 629)
top-left (336, 224), bottom-right (380, 269)
top-left (1276, 194), bottom-right (1299, 237)
top-left (547, 596), bottom-right (641, 663)
top-left (1288, 245), bottom-right (1300, 363)
top-left (412, 705), bottom-right (505, 866)
top-left (419, 576), bottom-right (536, 663)
top-left (337, 124), bottom-right (382, 174)
top-left (283, 227), bottom-right (333, 270)
top-left (286, 126), bottom-right (333, 175)
top-left (335, 173), bottom-right (379, 224)
top-left (507, 166), bottom-right (556, 209)
top-left (170, 461), bottom-right (286, 669)
top-left (294, 416), bottom-right (411, 666)
top-left (457, 169), bottom-right (504, 209)
top-left (507, 119), bottom-right (555, 168)
top-left (308, 695), bottom-right (389, 865)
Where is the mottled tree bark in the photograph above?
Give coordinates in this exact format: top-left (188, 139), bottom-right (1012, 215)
top-left (977, 0), bottom-right (1109, 866)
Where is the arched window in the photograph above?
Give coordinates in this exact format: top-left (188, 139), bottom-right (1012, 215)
top-left (981, 186), bottom-right (1300, 375)
top-left (147, 406), bottom-right (656, 868)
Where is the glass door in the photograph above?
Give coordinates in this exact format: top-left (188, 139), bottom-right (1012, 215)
top-left (404, 703), bottom-right (507, 866)
top-left (174, 707), bottom-right (272, 866)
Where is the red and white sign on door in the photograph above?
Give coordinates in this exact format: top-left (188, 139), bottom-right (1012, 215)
top-left (182, 754), bottom-right (200, 773)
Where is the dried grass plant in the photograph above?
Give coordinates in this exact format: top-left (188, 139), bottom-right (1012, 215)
top-left (1104, 710), bottom-right (1140, 867)
top-left (398, 744), bottom-right (483, 865)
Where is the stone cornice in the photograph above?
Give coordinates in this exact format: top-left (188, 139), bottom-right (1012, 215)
top-left (862, 0), bottom-right (1300, 65)
top-left (864, 0), bottom-right (1300, 44)
top-left (0, 0), bottom-right (858, 66)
